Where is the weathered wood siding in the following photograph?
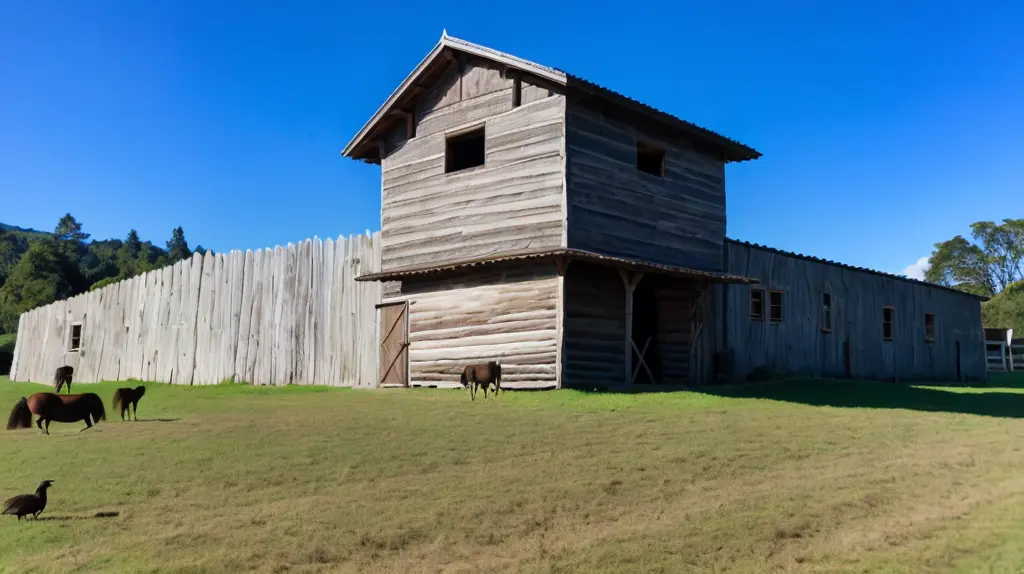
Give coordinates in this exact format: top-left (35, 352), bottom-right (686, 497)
top-left (565, 102), bottom-right (727, 271)
top-left (562, 263), bottom-right (624, 389)
top-left (380, 55), bottom-right (567, 270)
top-left (720, 242), bottom-right (987, 382)
top-left (10, 233), bottom-right (382, 387)
top-left (386, 261), bottom-right (560, 389)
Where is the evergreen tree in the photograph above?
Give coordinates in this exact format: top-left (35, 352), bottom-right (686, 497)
top-left (0, 240), bottom-right (76, 332)
top-left (165, 226), bottom-right (192, 263)
top-left (53, 213), bottom-right (89, 257)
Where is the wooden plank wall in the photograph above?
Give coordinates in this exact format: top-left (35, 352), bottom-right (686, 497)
top-left (564, 101), bottom-right (727, 271)
top-left (720, 241), bottom-right (988, 382)
top-left (562, 262), bottom-right (624, 389)
top-left (9, 233), bottom-right (382, 387)
top-left (389, 261), bottom-right (560, 389)
top-left (379, 55), bottom-right (567, 270)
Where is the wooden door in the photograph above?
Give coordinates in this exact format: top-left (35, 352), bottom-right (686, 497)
top-left (378, 302), bottom-right (409, 387)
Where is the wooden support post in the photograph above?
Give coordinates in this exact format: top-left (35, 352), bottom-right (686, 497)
top-left (619, 270), bottom-right (644, 386)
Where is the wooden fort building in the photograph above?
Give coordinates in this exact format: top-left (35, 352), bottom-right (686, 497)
top-left (345, 32), bottom-right (988, 389)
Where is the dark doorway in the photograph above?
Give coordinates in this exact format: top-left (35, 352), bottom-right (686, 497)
top-left (955, 340), bottom-right (962, 382)
top-left (843, 336), bottom-right (852, 379)
top-left (631, 278), bottom-right (661, 384)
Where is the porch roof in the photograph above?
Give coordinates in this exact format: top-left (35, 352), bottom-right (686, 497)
top-left (355, 247), bottom-right (759, 284)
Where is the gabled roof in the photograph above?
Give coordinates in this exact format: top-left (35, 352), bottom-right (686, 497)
top-left (342, 31), bottom-right (761, 164)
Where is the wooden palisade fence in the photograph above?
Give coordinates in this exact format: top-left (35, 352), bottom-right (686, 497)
top-left (9, 232), bottom-right (382, 387)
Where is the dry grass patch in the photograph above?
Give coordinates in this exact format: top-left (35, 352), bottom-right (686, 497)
top-left (1, 375), bottom-right (1024, 572)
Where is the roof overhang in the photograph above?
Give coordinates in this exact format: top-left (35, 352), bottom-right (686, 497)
top-left (341, 32), bottom-right (761, 164)
top-left (355, 247), bottom-right (759, 285)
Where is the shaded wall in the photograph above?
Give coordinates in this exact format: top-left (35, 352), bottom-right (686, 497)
top-left (10, 233), bottom-right (382, 387)
top-left (719, 242), bottom-right (987, 382)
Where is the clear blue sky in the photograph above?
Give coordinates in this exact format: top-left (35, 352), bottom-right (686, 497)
top-left (2, 1), bottom-right (1021, 278)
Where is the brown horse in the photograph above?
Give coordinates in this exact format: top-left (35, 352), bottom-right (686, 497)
top-left (53, 366), bottom-right (74, 394)
top-left (112, 385), bottom-right (146, 421)
top-left (6, 392), bottom-right (106, 435)
top-left (459, 360), bottom-right (502, 401)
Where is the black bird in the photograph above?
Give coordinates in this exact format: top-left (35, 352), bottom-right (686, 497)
top-left (3, 480), bottom-right (54, 520)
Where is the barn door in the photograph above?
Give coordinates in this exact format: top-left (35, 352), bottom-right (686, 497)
top-left (378, 302), bottom-right (409, 387)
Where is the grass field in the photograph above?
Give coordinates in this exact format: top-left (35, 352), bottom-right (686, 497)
top-left (3, 374), bottom-right (1024, 573)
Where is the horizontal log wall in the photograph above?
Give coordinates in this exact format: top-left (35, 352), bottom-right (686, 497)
top-left (380, 55), bottom-right (567, 270)
top-left (388, 261), bottom-right (560, 389)
top-left (565, 101), bottom-right (727, 271)
top-left (9, 233), bottom-right (382, 387)
top-left (721, 241), bottom-right (988, 382)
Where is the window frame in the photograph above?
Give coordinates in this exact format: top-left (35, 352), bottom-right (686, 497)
top-left (768, 289), bottom-right (784, 324)
top-left (924, 312), bottom-right (935, 343)
top-left (749, 287), bottom-right (765, 322)
top-left (882, 306), bottom-right (895, 341)
top-left (444, 125), bottom-right (486, 174)
top-left (636, 140), bottom-right (665, 177)
top-left (68, 322), bottom-right (83, 352)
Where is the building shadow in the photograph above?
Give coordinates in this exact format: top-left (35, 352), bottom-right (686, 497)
top-left (37, 511), bottom-right (119, 521)
top-left (690, 378), bottom-right (1024, 419)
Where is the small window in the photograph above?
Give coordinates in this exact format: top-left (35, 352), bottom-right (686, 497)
top-left (821, 292), bottom-right (832, 333)
top-left (769, 290), bottom-right (784, 323)
top-left (68, 323), bottom-right (82, 352)
top-left (636, 141), bottom-right (664, 177)
top-left (749, 288), bottom-right (764, 321)
top-left (924, 313), bottom-right (935, 342)
top-left (445, 127), bottom-right (485, 173)
top-left (512, 77), bottom-right (522, 108)
top-left (883, 307), bottom-right (894, 341)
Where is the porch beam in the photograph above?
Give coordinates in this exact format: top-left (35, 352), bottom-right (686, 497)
top-left (619, 270), bottom-right (644, 386)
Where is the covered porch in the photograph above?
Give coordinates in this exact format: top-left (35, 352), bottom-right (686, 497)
top-left (557, 252), bottom-right (755, 390)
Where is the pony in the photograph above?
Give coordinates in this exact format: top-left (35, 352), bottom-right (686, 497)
top-left (6, 393), bottom-right (106, 435)
top-left (53, 366), bottom-right (74, 394)
top-left (112, 385), bottom-right (146, 421)
top-left (459, 360), bottom-right (502, 401)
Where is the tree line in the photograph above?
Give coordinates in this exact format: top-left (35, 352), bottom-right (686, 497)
top-left (0, 214), bottom-right (208, 333)
top-left (924, 218), bottom-right (1024, 297)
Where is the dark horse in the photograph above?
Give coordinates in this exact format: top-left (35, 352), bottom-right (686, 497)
top-left (53, 366), bottom-right (74, 394)
top-left (459, 360), bottom-right (502, 401)
top-left (6, 392), bottom-right (106, 435)
top-left (112, 385), bottom-right (146, 421)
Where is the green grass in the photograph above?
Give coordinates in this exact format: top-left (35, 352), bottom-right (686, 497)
top-left (3, 374), bottom-right (1024, 573)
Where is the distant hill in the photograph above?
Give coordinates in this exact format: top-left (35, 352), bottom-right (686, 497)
top-left (0, 222), bottom-right (46, 236)
top-left (982, 281), bottom-right (1024, 335)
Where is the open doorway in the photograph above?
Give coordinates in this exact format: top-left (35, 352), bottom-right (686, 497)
top-left (631, 278), bottom-right (661, 384)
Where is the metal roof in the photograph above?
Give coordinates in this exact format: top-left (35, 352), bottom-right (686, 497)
top-left (342, 31), bottom-right (761, 163)
top-left (356, 247), bottom-right (758, 284)
top-left (726, 238), bottom-right (990, 302)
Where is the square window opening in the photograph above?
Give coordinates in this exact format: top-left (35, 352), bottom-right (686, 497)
top-left (749, 288), bottom-right (764, 321)
top-left (636, 141), bottom-right (665, 177)
top-left (69, 323), bottom-right (82, 352)
top-left (925, 312), bottom-right (935, 342)
top-left (445, 127), bottom-right (485, 173)
top-left (883, 307), bottom-right (894, 341)
top-left (769, 290), bottom-right (784, 323)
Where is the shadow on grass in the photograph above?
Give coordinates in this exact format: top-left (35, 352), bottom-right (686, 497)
top-left (692, 378), bottom-right (1024, 419)
top-left (36, 511), bottom-right (119, 521)
top-left (121, 418), bottom-right (180, 423)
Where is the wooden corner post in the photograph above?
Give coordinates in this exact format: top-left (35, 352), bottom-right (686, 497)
top-left (619, 270), bottom-right (644, 386)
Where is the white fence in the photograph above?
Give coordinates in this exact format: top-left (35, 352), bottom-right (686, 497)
top-left (986, 329), bottom-right (1024, 373)
top-left (9, 232), bottom-right (382, 386)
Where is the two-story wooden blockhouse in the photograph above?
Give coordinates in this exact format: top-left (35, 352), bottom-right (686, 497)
top-left (346, 32), bottom-right (988, 389)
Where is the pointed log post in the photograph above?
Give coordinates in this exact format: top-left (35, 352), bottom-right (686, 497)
top-left (619, 270), bottom-right (644, 386)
